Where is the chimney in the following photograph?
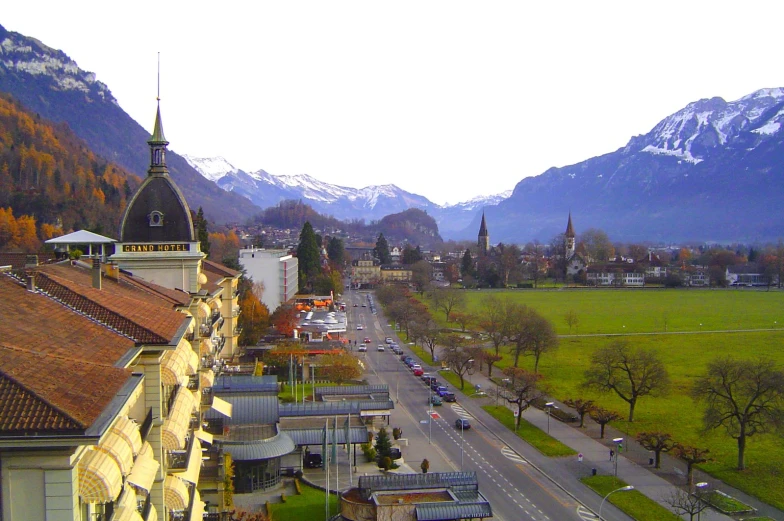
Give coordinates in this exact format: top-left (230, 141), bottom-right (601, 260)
top-left (26, 273), bottom-right (35, 292)
top-left (25, 255), bottom-right (39, 268)
top-left (92, 258), bottom-right (102, 290)
top-left (104, 262), bottom-right (120, 281)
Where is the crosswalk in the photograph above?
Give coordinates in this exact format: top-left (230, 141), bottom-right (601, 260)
top-left (451, 404), bottom-right (472, 418)
top-left (501, 446), bottom-right (527, 465)
top-left (576, 505), bottom-right (600, 520)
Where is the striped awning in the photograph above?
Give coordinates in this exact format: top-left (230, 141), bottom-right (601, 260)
top-left (210, 396), bottom-right (233, 418)
top-left (163, 475), bottom-right (189, 511)
top-left (112, 506), bottom-right (143, 521)
top-left (145, 503), bottom-right (158, 521)
top-left (193, 429), bottom-right (213, 444)
top-left (174, 438), bottom-right (202, 485)
top-left (162, 388), bottom-right (196, 450)
top-left (127, 442), bottom-right (160, 493)
top-left (112, 416), bottom-right (143, 456)
top-left (78, 449), bottom-right (123, 503)
top-left (186, 345), bottom-right (199, 375)
top-left (198, 301), bottom-right (211, 318)
top-left (200, 369), bottom-right (215, 389)
top-left (189, 488), bottom-right (206, 521)
top-left (161, 341), bottom-right (191, 386)
top-left (96, 430), bottom-right (135, 476)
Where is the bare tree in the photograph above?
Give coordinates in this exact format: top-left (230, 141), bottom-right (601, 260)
top-left (673, 445), bottom-right (710, 491)
top-left (481, 350), bottom-right (503, 378)
top-left (428, 286), bottom-right (466, 323)
top-left (478, 295), bottom-right (510, 356)
top-left (563, 398), bottom-right (595, 428)
top-left (663, 488), bottom-right (710, 521)
top-left (441, 339), bottom-right (480, 390)
top-left (588, 407), bottom-right (621, 439)
top-left (501, 367), bottom-right (545, 431)
top-left (451, 311), bottom-right (472, 332)
top-left (523, 312), bottom-right (558, 373)
top-left (506, 303), bottom-right (533, 367)
top-left (583, 340), bottom-right (670, 422)
top-left (564, 309), bottom-right (579, 334)
top-left (410, 317), bottom-right (440, 363)
top-left (691, 357), bottom-right (784, 470)
top-left (635, 431), bottom-right (676, 469)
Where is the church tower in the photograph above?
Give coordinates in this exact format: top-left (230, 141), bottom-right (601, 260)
top-left (478, 212), bottom-right (490, 255)
top-left (565, 212), bottom-right (576, 259)
top-left (111, 99), bottom-right (205, 292)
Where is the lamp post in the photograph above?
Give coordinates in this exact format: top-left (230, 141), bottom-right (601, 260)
top-left (460, 419), bottom-right (465, 470)
top-left (599, 485), bottom-right (634, 518)
top-left (695, 482), bottom-right (709, 521)
top-left (545, 402), bottom-right (555, 434)
top-left (612, 437), bottom-right (624, 476)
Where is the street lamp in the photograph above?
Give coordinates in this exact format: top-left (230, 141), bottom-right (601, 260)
top-left (599, 485), bottom-right (634, 518)
top-left (695, 482), bottom-right (709, 521)
top-left (545, 402), bottom-right (555, 434)
top-left (612, 437), bottom-right (624, 476)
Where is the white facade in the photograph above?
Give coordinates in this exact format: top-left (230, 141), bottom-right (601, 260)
top-left (239, 248), bottom-right (298, 312)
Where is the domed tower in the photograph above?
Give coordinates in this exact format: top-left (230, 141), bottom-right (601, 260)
top-left (477, 212), bottom-right (490, 255)
top-left (565, 212), bottom-right (576, 259)
top-left (111, 99), bottom-right (205, 292)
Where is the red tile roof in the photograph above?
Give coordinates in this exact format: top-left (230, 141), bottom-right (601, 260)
top-left (202, 259), bottom-right (239, 278)
top-left (0, 252), bottom-right (56, 269)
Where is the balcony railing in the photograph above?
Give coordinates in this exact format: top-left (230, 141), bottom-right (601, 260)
top-left (231, 307), bottom-right (241, 317)
top-left (233, 325), bottom-right (243, 336)
top-left (210, 310), bottom-right (221, 326)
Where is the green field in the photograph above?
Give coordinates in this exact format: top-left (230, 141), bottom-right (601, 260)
top-left (425, 288), bottom-right (784, 510)
top-left (267, 481), bottom-right (338, 520)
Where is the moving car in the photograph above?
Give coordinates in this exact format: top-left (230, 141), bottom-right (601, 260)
top-left (428, 395), bottom-right (442, 406)
top-left (356, 324), bottom-right (364, 330)
top-left (363, 337), bottom-right (372, 343)
top-left (377, 344), bottom-right (385, 351)
top-left (353, 304), bottom-right (358, 307)
top-left (358, 345), bottom-right (367, 352)
top-left (455, 418), bottom-right (471, 430)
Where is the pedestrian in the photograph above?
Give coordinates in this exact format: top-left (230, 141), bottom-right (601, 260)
top-left (609, 449), bottom-right (615, 461)
top-left (578, 453), bottom-right (583, 463)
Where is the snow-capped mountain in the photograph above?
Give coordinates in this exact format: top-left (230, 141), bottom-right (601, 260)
top-left (474, 87), bottom-right (784, 243)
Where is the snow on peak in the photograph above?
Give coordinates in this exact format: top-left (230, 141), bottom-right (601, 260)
top-left (443, 190), bottom-right (513, 210)
top-left (182, 155), bottom-right (239, 182)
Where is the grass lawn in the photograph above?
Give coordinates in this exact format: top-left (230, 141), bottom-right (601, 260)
top-left (482, 405), bottom-right (576, 457)
top-left (422, 288), bottom-right (784, 510)
top-left (580, 475), bottom-right (682, 521)
top-left (408, 343), bottom-right (436, 366)
top-left (267, 481), bottom-right (339, 521)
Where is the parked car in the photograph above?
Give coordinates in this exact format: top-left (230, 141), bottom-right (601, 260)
top-left (436, 386), bottom-right (449, 397)
top-left (400, 354), bottom-right (410, 362)
top-left (442, 392), bottom-right (456, 402)
top-left (420, 373), bottom-right (432, 381)
top-left (429, 395), bottom-right (443, 406)
top-left (385, 337), bottom-right (393, 344)
top-left (413, 368), bottom-right (424, 376)
top-left (455, 418), bottom-right (471, 430)
top-left (353, 303), bottom-right (358, 307)
top-left (304, 452), bottom-right (323, 468)
top-left (429, 380), bottom-right (441, 391)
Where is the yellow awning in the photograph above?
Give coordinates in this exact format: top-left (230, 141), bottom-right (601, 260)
top-left (210, 396), bottom-right (233, 418)
top-left (127, 443), bottom-right (160, 493)
top-left (198, 301), bottom-right (210, 319)
top-left (186, 345), bottom-right (199, 376)
top-left (112, 506), bottom-right (143, 521)
top-left (174, 438), bottom-right (202, 485)
top-left (200, 369), bottom-right (215, 389)
top-left (145, 503), bottom-right (157, 521)
top-left (189, 488), bottom-right (205, 521)
top-left (96, 430), bottom-right (134, 476)
top-left (193, 429), bottom-right (213, 444)
top-left (160, 342), bottom-right (190, 387)
top-left (112, 416), bottom-right (142, 456)
top-left (162, 388), bottom-right (196, 450)
top-left (163, 475), bottom-right (189, 511)
top-left (78, 449), bottom-right (123, 503)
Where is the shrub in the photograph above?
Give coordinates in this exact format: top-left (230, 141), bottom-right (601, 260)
top-left (381, 456), bottom-right (392, 471)
top-left (392, 427), bottom-right (402, 440)
top-left (361, 443), bottom-right (377, 462)
top-left (281, 493), bottom-right (287, 503)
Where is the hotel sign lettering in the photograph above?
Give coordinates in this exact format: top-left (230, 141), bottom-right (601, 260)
top-left (122, 243), bottom-right (190, 253)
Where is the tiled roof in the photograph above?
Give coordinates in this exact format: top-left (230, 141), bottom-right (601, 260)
top-left (0, 252), bottom-right (56, 269)
top-left (36, 264), bottom-right (186, 344)
top-left (200, 270), bottom-right (221, 295)
top-left (202, 260), bottom-right (239, 278)
top-left (0, 344), bottom-right (130, 433)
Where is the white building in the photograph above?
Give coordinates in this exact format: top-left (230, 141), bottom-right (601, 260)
top-left (239, 248), bottom-right (299, 312)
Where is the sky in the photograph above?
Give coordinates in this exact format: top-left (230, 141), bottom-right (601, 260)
top-left (4, 2), bottom-right (784, 206)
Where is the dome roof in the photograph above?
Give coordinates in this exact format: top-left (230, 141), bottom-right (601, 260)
top-left (120, 175), bottom-right (194, 242)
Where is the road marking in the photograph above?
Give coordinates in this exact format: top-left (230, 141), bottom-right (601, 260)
top-left (577, 505), bottom-right (600, 520)
top-left (451, 404), bottom-right (472, 418)
top-left (501, 446), bottom-right (527, 464)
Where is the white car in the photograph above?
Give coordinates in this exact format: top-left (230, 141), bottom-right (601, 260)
top-left (357, 325), bottom-right (364, 330)
top-left (377, 345), bottom-right (385, 351)
top-left (358, 345), bottom-right (367, 352)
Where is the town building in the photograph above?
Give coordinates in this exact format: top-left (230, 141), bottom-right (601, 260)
top-left (238, 248), bottom-right (299, 313)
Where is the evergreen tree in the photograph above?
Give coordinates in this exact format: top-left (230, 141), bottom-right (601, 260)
top-left (374, 427), bottom-right (393, 464)
top-left (401, 244), bottom-right (424, 265)
top-left (375, 233), bottom-right (392, 265)
top-left (326, 236), bottom-right (345, 266)
top-left (195, 207), bottom-right (210, 257)
top-left (461, 249), bottom-right (474, 278)
top-left (297, 221), bottom-right (321, 292)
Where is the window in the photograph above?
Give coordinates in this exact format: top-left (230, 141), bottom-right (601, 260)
top-left (148, 211), bottom-right (164, 227)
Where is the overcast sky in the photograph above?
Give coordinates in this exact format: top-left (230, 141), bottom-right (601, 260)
top-left (4, 2), bottom-right (784, 205)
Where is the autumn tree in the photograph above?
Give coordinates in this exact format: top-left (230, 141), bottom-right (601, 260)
top-left (410, 316), bottom-right (440, 362)
top-left (588, 407), bottom-right (621, 439)
top-left (317, 351), bottom-right (362, 384)
top-left (578, 228), bottom-right (615, 262)
top-left (451, 311), bottom-right (472, 332)
top-left (691, 357), bottom-right (784, 470)
top-left (564, 309), bottom-right (579, 334)
top-left (410, 259), bottom-right (433, 293)
top-left (635, 432), bottom-right (676, 469)
top-left (501, 367), bottom-right (545, 431)
top-left (238, 287), bottom-right (270, 346)
top-left (563, 398), bottom-right (595, 428)
top-left (270, 303), bottom-right (299, 337)
top-left (583, 340), bottom-right (670, 422)
top-left (481, 350), bottom-right (503, 378)
top-left (673, 445), bottom-right (710, 490)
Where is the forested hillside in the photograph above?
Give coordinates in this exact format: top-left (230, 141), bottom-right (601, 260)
top-left (0, 93), bottom-right (137, 250)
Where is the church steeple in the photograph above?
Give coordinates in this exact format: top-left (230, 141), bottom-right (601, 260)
top-left (147, 100), bottom-right (169, 176)
top-left (478, 212), bottom-right (490, 255)
top-left (565, 212), bottom-right (576, 259)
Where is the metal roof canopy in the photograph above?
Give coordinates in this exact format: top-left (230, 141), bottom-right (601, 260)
top-left (358, 472), bottom-right (478, 495)
top-left (203, 394), bottom-right (279, 425)
top-left (315, 385), bottom-right (388, 397)
top-left (220, 431), bottom-right (296, 461)
top-left (214, 374), bottom-right (278, 393)
top-left (283, 426), bottom-right (369, 446)
top-left (279, 400), bottom-right (394, 417)
top-left (415, 502), bottom-right (493, 521)
top-left (45, 230), bottom-right (116, 258)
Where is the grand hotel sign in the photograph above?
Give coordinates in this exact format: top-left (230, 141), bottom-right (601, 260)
top-left (122, 243), bottom-right (191, 253)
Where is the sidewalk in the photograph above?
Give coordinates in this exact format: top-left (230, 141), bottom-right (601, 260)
top-left (458, 364), bottom-right (783, 521)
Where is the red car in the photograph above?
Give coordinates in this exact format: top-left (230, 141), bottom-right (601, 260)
top-left (413, 368), bottom-right (424, 376)
top-left (363, 337), bottom-right (372, 343)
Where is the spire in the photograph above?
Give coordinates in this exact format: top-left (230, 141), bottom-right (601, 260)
top-left (479, 212), bottom-right (488, 237)
top-left (565, 212), bottom-right (575, 238)
top-left (149, 102), bottom-right (168, 145)
top-left (147, 54), bottom-right (169, 176)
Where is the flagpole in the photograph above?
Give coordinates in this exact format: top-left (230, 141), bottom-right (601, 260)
top-left (335, 416), bottom-right (339, 493)
top-left (325, 418), bottom-right (329, 520)
top-left (347, 413), bottom-right (353, 487)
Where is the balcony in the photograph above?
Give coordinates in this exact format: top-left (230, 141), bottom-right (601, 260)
top-left (210, 310), bottom-right (221, 326)
top-left (233, 325), bottom-right (243, 336)
top-left (231, 306), bottom-right (241, 318)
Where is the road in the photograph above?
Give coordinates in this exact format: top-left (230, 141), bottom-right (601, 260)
top-left (344, 289), bottom-right (632, 521)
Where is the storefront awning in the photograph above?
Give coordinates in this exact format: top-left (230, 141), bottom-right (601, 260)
top-left (96, 430), bottom-right (135, 476)
top-left (112, 506), bottom-right (143, 521)
top-left (186, 346), bottom-right (199, 375)
top-left (112, 416), bottom-right (143, 456)
top-left (162, 388), bottom-right (196, 450)
top-left (78, 449), bottom-right (123, 503)
top-left (163, 475), bottom-right (189, 511)
top-left (174, 438), bottom-right (202, 485)
top-left (200, 369), bottom-right (215, 389)
top-left (161, 342), bottom-right (191, 387)
top-left (127, 443), bottom-right (160, 493)
top-left (145, 503), bottom-right (158, 521)
top-left (198, 301), bottom-right (210, 318)
top-left (189, 488), bottom-right (206, 521)
top-left (210, 396), bottom-right (233, 418)
top-left (193, 429), bottom-right (213, 444)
